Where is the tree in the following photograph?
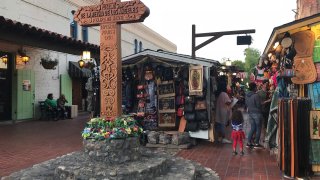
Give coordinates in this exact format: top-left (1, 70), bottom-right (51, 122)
top-left (244, 47), bottom-right (260, 73)
top-left (232, 60), bottom-right (245, 71)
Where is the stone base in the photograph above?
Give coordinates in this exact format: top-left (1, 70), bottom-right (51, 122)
top-left (2, 148), bottom-right (220, 180)
top-left (146, 143), bottom-right (192, 149)
top-left (54, 151), bottom-right (169, 179)
top-left (83, 137), bottom-right (141, 164)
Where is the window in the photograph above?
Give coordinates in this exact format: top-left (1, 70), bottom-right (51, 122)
top-left (82, 26), bottom-right (88, 42)
top-left (139, 41), bottom-right (143, 52)
top-left (134, 39), bottom-right (138, 54)
top-left (70, 11), bottom-right (78, 39)
top-left (70, 21), bottom-right (78, 39)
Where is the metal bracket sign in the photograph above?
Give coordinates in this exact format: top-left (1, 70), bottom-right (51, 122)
top-left (74, 0), bottom-right (149, 119)
top-left (191, 24), bottom-right (255, 59)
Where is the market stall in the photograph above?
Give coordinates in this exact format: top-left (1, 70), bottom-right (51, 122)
top-left (121, 49), bottom-right (219, 143)
top-left (263, 13), bottom-right (320, 178)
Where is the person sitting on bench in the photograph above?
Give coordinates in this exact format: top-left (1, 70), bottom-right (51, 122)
top-left (45, 93), bottom-right (58, 120)
top-left (57, 94), bottom-right (68, 119)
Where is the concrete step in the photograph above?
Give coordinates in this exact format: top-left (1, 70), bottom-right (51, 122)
top-left (192, 161), bottom-right (220, 180)
top-left (155, 156), bottom-right (196, 180)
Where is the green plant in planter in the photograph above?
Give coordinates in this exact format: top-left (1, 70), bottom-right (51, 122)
top-left (40, 55), bottom-right (58, 70)
top-left (82, 115), bottom-right (143, 140)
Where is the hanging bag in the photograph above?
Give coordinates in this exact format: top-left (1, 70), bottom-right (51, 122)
top-left (175, 81), bottom-right (185, 105)
top-left (199, 120), bottom-right (210, 130)
top-left (195, 100), bottom-right (207, 110)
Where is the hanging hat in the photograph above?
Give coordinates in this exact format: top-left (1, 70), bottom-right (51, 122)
top-left (281, 37), bottom-right (293, 48)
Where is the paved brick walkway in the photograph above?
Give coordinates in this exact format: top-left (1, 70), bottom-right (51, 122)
top-left (177, 141), bottom-right (282, 180)
top-left (0, 113), bottom-right (89, 177)
top-left (0, 112), bottom-right (316, 179)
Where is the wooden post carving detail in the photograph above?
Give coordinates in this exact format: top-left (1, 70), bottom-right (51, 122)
top-left (74, 0), bottom-right (149, 119)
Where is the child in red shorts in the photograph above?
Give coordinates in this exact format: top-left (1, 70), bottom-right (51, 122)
top-left (231, 109), bottom-right (245, 155)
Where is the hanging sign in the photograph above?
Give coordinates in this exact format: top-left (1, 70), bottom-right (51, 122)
top-left (22, 80), bottom-right (31, 91)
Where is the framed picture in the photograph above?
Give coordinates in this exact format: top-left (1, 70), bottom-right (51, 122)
top-left (158, 97), bottom-right (175, 113)
top-left (308, 82), bottom-right (320, 110)
top-left (158, 112), bottom-right (176, 127)
top-left (310, 110), bottom-right (320, 139)
top-left (158, 81), bottom-right (175, 98)
top-left (189, 65), bottom-right (203, 95)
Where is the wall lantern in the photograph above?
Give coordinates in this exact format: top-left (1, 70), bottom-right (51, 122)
top-left (78, 51), bottom-right (91, 68)
top-left (82, 50), bottom-right (91, 61)
top-left (78, 50), bottom-right (96, 69)
top-left (0, 55), bottom-right (8, 64)
top-left (273, 42), bottom-right (279, 49)
top-left (78, 59), bottom-right (85, 68)
top-left (21, 55), bottom-right (30, 64)
top-left (18, 49), bottom-right (30, 64)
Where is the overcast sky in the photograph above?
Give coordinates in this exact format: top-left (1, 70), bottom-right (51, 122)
top-left (141, 0), bottom-right (297, 62)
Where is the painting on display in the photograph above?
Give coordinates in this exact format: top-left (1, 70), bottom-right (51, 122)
top-left (310, 111), bottom-right (320, 139)
top-left (158, 112), bottom-right (176, 127)
top-left (158, 97), bottom-right (175, 113)
top-left (189, 65), bottom-right (203, 96)
top-left (308, 82), bottom-right (320, 109)
top-left (158, 81), bottom-right (175, 98)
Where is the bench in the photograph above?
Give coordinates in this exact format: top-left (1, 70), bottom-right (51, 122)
top-left (39, 101), bottom-right (57, 120)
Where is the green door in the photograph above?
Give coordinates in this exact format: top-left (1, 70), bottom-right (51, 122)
top-left (16, 69), bottom-right (35, 120)
top-left (60, 74), bottom-right (72, 106)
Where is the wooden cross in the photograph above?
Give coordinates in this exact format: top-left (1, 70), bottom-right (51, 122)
top-left (74, 0), bottom-right (149, 119)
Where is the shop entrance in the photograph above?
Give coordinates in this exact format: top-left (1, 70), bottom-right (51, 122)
top-left (0, 51), bottom-right (12, 121)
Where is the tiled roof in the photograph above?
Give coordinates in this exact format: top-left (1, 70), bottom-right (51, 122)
top-left (0, 16), bottom-right (99, 56)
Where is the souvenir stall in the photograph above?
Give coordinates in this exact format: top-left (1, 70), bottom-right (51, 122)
top-left (121, 49), bottom-right (220, 144)
top-left (263, 13), bottom-right (320, 178)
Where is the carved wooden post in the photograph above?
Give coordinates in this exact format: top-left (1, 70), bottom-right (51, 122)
top-left (74, 0), bottom-right (149, 119)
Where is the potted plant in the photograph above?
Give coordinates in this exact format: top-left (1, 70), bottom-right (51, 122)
top-left (40, 55), bottom-right (58, 70)
top-left (81, 115), bottom-right (143, 140)
top-left (84, 61), bottom-right (95, 70)
top-left (81, 115), bottom-right (144, 163)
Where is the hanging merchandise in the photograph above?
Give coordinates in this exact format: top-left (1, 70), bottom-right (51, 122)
top-left (136, 84), bottom-right (146, 117)
top-left (315, 63), bottom-right (320, 81)
top-left (176, 81), bottom-right (185, 117)
top-left (291, 30), bottom-right (317, 84)
top-left (292, 30), bottom-right (315, 57)
top-left (158, 80), bottom-right (176, 128)
top-left (143, 80), bottom-right (158, 130)
top-left (255, 66), bottom-right (266, 84)
top-left (189, 65), bottom-right (203, 96)
top-left (291, 57), bottom-right (317, 84)
top-left (309, 111), bottom-right (320, 139)
top-left (163, 66), bottom-right (174, 81)
top-left (249, 73), bottom-right (255, 82)
top-left (278, 98), bottom-right (311, 178)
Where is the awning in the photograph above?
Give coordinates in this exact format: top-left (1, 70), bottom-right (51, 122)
top-left (263, 13), bottom-right (320, 55)
top-left (68, 61), bottom-right (92, 78)
top-left (122, 49), bottom-right (220, 67)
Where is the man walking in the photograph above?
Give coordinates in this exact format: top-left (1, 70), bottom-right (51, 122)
top-left (245, 82), bottom-right (263, 149)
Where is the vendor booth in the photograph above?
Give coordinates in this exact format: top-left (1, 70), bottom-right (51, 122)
top-left (121, 49), bottom-right (219, 142)
top-left (263, 13), bottom-right (320, 178)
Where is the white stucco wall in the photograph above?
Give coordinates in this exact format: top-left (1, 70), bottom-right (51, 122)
top-left (0, 0), bottom-right (177, 118)
top-left (0, 0), bottom-right (177, 54)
